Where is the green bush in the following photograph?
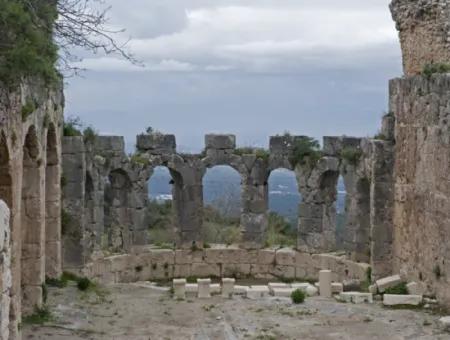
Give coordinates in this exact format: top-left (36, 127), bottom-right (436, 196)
top-left (21, 101), bottom-right (36, 121)
top-left (384, 282), bottom-right (408, 295)
top-left (340, 147), bottom-right (363, 165)
top-left (63, 117), bottom-right (83, 137)
top-left (83, 126), bottom-right (98, 144)
top-left (77, 277), bottom-right (92, 291)
top-left (289, 137), bottom-right (322, 168)
top-left (264, 212), bottom-right (296, 248)
top-left (291, 289), bottom-right (306, 304)
top-left (0, 0), bottom-right (59, 86)
top-left (423, 63), bottom-right (450, 77)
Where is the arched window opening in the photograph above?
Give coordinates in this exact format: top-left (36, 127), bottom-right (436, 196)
top-left (104, 169), bottom-right (132, 251)
top-left (267, 168), bottom-right (300, 247)
top-left (147, 166), bottom-right (176, 246)
top-left (202, 165), bottom-right (242, 245)
top-left (335, 175), bottom-right (347, 250)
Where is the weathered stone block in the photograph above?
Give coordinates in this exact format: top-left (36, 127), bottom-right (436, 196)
top-left (136, 134), bottom-right (176, 154)
top-left (319, 270), bottom-right (332, 298)
top-left (275, 248), bottom-right (296, 266)
top-left (191, 263), bottom-right (220, 278)
top-left (197, 279), bottom-right (211, 298)
top-left (272, 287), bottom-right (295, 297)
top-left (222, 278), bottom-right (235, 298)
top-left (173, 279), bottom-right (186, 300)
top-left (376, 274), bottom-right (403, 293)
top-left (247, 285), bottom-right (269, 299)
top-left (205, 134), bottom-right (236, 149)
top-left (383, 294), bottom-right (422, 306)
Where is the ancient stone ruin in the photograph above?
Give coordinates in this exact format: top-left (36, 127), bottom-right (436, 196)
top-left (0, 0), bottom-right (449, 339)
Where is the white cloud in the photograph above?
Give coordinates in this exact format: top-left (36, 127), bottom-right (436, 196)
top-left (78, 1), bottom-right (399, 74)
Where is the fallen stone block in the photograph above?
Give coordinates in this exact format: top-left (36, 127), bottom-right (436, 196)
top-left (268, 282), bottom-right (289, 293)
top-left (247, 286), bottom-right (270, 300)
top-left (383, 294), bottom-right (422, 306)
top-left (290, 283), bottom-right (309, 291)
top-left (211, 283), bottom-right (221, 295)
top-left (331, 282), bottom-right (343, 294)
top-left (186, 283), bottom-right (198, 293)
top-left (343, 279), bottom-right (361, 291)
top-left (319, 270), bottom-right (332, 298)
top-left (376, 274), bottom-right (402, 293)
top-left (272, 287), bottom-right (295, 297)
top-left (368, 284), bottom-right (378, 294)
top-left (439, 316), bottom-right (450, 332)
top-left (339, 292), bottom-right (373, 304)
top-left (173, 279), bottom-right (186, 300)
top-left (305, 284), bottom-right (319, 297)
top-left (222, 278), bottom-right (235, 298)
top-left (406, 282), bottom-right (423, 296)
top-left (197, 279), bottom-right (211, 298)
top-left (233, 285), bottom-right (249, 295)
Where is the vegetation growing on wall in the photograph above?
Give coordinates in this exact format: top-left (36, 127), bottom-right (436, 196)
top-left (340, 147), bottom-right (363, 165)
top-left (234, 147), bottom-right (270, 161)
top-left (289, 137), bottom-right (322, 168)
top-left (0, 0), bottom-right (58, 85)
top-left (422, 63), bottom-right (450, 77)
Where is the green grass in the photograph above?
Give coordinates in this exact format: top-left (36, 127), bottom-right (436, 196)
top-left (289, 137), bottom-right (322, 168)
top-left (384, 282), bottom-right (408, 295)
top-left (46, 276), bottom-right (68, 288)
top-left (422, 63), bottom-right (450, 77)
top-left (22, 306), bottom-right (52, 325)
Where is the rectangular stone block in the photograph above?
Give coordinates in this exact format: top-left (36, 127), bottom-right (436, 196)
top-left (173, 279), bottom-right (186, 300)
top-left (339, 292), bottom-right (373, 304)
top-left (268, 282), bottom-right (289, 293)
top-left (191, 263), bottom-right (220, 278)
top-left (197, 279), bottom-right (211, 298)
top-left (319, 270), bottom-right (332, 298)
top-left (275, 248), bottom-right (296, 266)
top-left (186, 283), bottom-right (198, 294)
top-left (376, 274), bottom-right (403, 293)
top-left (406, 282), bottom-right (424, 296)
top-left (136, 134), bottom-right (176, 154)
top-left (205, 134), bottom-right (236, 149)
top-left (221, 263), bottom-right (251, 278)
top-left (247, 286), bottom-right (269, 299)
top-left (383, 294), bottom-right (422, 306)
top-left (210, 283), bottom-right (221, 295)
top-left (233, 285), bottom-right (249, 295)
top-left (222, 278), bottom-right (235, 298)
top-left (272, 287), bottom-right (295, 297)
top-left (258, 249), bottom-right (275, 265)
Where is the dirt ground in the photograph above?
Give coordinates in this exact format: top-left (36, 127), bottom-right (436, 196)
top-left (22, 282), bottom-right (450, 340)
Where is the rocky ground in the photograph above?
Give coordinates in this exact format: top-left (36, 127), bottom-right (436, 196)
top-left (22, 282), bottom-right (450, 340)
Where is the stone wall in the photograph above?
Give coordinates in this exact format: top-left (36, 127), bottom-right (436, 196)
top-left (62, 131), bottom-right (395, 280)
top-left (82, 246), bottom-right (370, 286)
top-left (391, 74), bottom-right (450, 303)
top-left (390, 0), bottom-right (450, 75)
top-left (0, 201), bottom-right (11, 340)
top-left (0, 79), bottom-right (64, 339)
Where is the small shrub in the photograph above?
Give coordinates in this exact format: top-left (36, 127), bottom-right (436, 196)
top-left (422, 63), bottom-right (450, 77)
top-left (46, 276), bottom-right (68, 288)
top-left (63, 117), bottom-right (82, 137)
top-left (373, 133), bottom-right (387, 140)
top-left (135, 265), bottom-right (143, 273)
top-left (77, 277), bottom-right (92, 291)
top-left (61, 271), bottom-right (80, 282)
top-left (186, 276), bottom-right (198, 284)
top-left (340, 147), bottom-right (363, 165)
top-left (289, 137), bottom-right (322, 168)
top-left (21, 101), bottom-right (36, 121)
top-left (83, 126), bottom-right (97, 144)
top-left (22, 306), bottom-right (52, 325)
top-left (291, 289), bottom-right (306, 304)
top-left (384, 282), bottom-right (408, 295)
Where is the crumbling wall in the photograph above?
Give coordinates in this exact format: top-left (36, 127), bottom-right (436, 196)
top-left (391, 74), bottom-right (450, 303)
top-left (0, 79), bottom-right (64, 339)
top-left (390, 0), bottom-right (450, 75)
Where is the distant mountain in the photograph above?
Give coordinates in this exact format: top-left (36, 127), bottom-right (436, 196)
top-left (149, 166), bottom-right (347, 225)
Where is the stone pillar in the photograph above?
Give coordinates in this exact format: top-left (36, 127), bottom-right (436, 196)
top-left (390, 0), bottom-right (450, 76)
top-left (173, 278), bottom-right (186, 300)
top-left (197, 278), bottom-right (211, 298)
top-left (241, 158), bottom-right (269, 248)
top-left (297, 157), bottom-right (339, 253)
top-left (319, 270), bottom-right (332, 298)
top-left (0, 200), bottom-right (11, 340)
top-left (62, 136), bottom-right (86, 268)
top-left (222, 278), bottom-right (235, 298)
top-left (370, 140), bottom-right (395, 279)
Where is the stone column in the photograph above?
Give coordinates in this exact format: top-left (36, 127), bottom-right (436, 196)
top-left (62, 136), bottom-right (86, 268)
top-left (241, 158), bottom-right (269, 248)
top-left (370, 140), bottom-right (395, 279)
top-left (319, 270), bottom-right (332, 298)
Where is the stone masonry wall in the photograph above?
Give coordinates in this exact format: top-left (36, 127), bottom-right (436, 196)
top-left (82, 246), bottom-right (370, 286)
top-left (390, 0), bottom-right (450, 75)
top-left (0, 79), bottom-right (64, 339)
top-left (391, 74), bottom-right (450, 302)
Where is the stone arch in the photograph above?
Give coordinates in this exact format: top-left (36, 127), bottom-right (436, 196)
top-left (267, 168), bottom-right (300, 247)
top-left (21, 125), bottom-right (45, 314)
top-left (202, 165), bottom-right (243, 244)
top-left (45, 123), bottom-right (61, 279)
top-left (335, 174), bottom-right (347, 249)
top-left (0, 132), bottom-right (12, 208)
top-left (104, 168), bottom-right (133, 251)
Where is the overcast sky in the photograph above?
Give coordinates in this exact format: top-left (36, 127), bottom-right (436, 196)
top-left (65, 0), bottom-right (401, 152)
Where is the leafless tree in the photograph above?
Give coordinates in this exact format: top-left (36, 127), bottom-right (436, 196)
top-left (25, 0), bottom-right (140, 76)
